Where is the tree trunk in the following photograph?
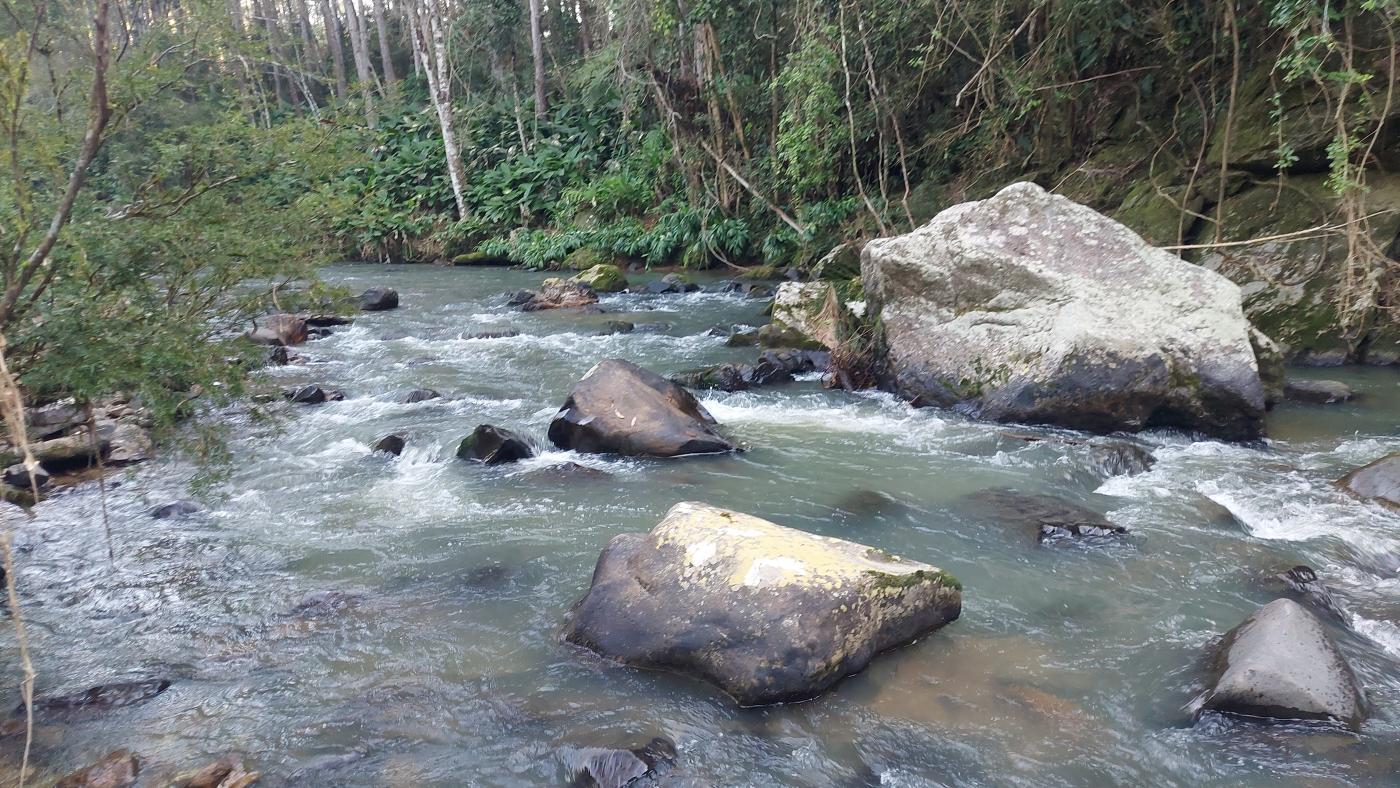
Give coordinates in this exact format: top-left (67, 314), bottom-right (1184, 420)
top-left (412, 0), bottom-right (468, 219)
top-left (528, 0), bottom-right (547, 120)
top-left (371, 0), bottom-right (398, 93)
top-left (342, 0), bottom-right (377, 124)
top-left (577, 0), bottom-right (590, 56)
top-left (319, 0), bottom-right (348, 100)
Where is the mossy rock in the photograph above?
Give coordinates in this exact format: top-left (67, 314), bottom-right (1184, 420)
top-left (570, 264), bottom-right (628, 293)
top-left (563, 247), bottom-right (607, 271)
top-left (810, 243), bottom-right (861, 282)
top-left (1112, 181), bottom-right (1205, 248)
top-left (737, 264), bottom-right (780, 281)
top-left (757, 322), bottom-right (824, 351)
top-left (1199, 172), bottom-right (1400, 363)
top-left (450, 250), bottom-right (513, 267)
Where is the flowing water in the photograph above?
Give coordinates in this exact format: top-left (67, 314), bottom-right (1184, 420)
top-left (3, 264), bottom-right (1400, 787)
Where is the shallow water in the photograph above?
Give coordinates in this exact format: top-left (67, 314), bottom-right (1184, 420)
top-left (3, 264), bottom-right (1399, 786)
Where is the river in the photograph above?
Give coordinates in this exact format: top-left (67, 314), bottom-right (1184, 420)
top-left (3, 264), bottom-right (1399, 786)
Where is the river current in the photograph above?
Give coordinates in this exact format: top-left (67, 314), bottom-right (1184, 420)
top-left (3, 264), bottom-right (1399, 786)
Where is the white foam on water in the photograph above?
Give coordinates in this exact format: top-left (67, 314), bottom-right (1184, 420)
top-left (1351, 615), bottom-right (1400, 660)
top-left (700, 391), bottom-right (950, 449)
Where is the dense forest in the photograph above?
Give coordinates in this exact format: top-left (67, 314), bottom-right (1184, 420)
top-left (3, 0), bottom-right (1398, 420)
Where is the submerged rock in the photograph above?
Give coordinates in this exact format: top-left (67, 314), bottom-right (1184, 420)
top-left (247, 314), bottom-right (308, 346)
top-left (395, 388), bottom-right (442, 404)
top-left (640, 273), bottom-right (699, 294)
top-left (1284, 379), bottom-right (1356, 405)
top-left (671, 350), bottom-right (829, 393)
top-left (549, 359), bottom-right (735, 457)
top-left (149, 500), bottom-right (202, 519)
top-left (998, 430), bottom-right (1156, 477)
top-left (1200, 598), bottom-right (1364, 729)
top-left (55, 749), bottom-right (140, 788)
top-left (520, 462), bottom-right (609, 481)
top-left (861, 182), bottom-right (1267, 440)
top-left (521, 279), bottom-right (600, 312)
top-left (1251, 328), bottom-right (1286, 409)
top-left (457, 425), bottom-right (534, 465)
top-left (598, 320), bottom-right (634, 335)
top-left (564, 737), bottom-right (677, 788)
top-left (965, 488), bottom-right (1127, 542)
top-left (372, 433), bottom-right (406, 456)
top-left (169, 753), bottom-right (258, 788)
top-left (359, 287), bottom-right (400, 311)
top-left (1, 678), bottom-right (175, 736)
top-left (563, 502), bottom-right (961, 705)
top-left (1336, 453), bottom-right (1400, 510)
top-left (283, 384), bottom-right (344, 404)
top-left (465, 329), bottom-right (521, 340)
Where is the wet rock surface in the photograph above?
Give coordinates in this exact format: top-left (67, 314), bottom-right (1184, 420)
top-left (372, 433), bottom-right (407, 456)
top-left (639, 273), bottom-right (699, 294)
top-left (1201, 598), bottom-right (1364, 729)
top-left (1271, 565), bottom-right (1348, 624)
top-left (359, 287), bottom-right (400, 311)
top-left (457, 424), bottom-right (534, 465)
top-left (55, 749), bottom-right (140, 788)
top-left (549, 359), bottom-right (735, 457)
top-left (395, 388), bottom-right (442, 404)
top-left (283, 384), bottom-right (345, 404)
top-left (246, 314), bottom-right (308, 346)
top-left (964, 488), bottom-right (1127, 542)
top-left (563, 502), bottom-right (961, 705)
top-left (1284, 379), bottom-right (1356, 405)
top-left (562, 737), bottom-right (677, 788)
top-left (520, 279), bottom-right (600, 312)
top-left (1336, 453), bottom-right (1400, 510)
top-left (149, 500), bottom-right (202, 519)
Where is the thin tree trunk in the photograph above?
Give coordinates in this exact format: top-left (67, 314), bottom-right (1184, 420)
top-left (319, 0), bottom-right (349, 100)
top-left (371, 0), bottom-right (398, 93)
top-left (577, 0), bottom-right (590, 56)
top-left (296, 0), bottom-right (320, 67)
top-left (413, 0), bottom-right (468, 219)
top-left (528, 0), bottom-right (547, 120)
top-left (343, 0), bottom-right (377, 124)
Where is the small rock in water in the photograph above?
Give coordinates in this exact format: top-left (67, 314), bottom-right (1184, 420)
top-left (359, 287), bottom-right (400, 311)
top-left (169, 753), bottom-right (258, 788)
top-left (149, 500), bottom-right (202, 519)
top-left (724, 328), bottom-right (758, 347)
top-left (640, 273), bottom-right (699, 294)
top-left (285, 590), bottom-right (362, 620)
top-left (522, 462), bottom-right (608, 481)
top-left (395, 388), bottom-right (441, 404)
top-left (1272, 565), bottom-right (1348, 624)
top-left (19, 680), bottom-right (171, 722)
top-left (2, 463), bottom-right (49, 490)
top-left (999, 430), bottom-right (1155, 478)
top-left (504, 289), bottom-right (534, 306)
top-left (283, 384), bottom-right (344, 404)
top-left (372, 433), bottom-right (406, 456)
top-left (457, 425), bottom-right (534, 465)
top-left (633, 322), bottom-right (671, 333)
top-left (246, 314), bottom-right (308, 346)
top-left (1336, 453), bottom-right (1400, 510)
top-left (599, 320), bottom-right (635, 335)
top-left (1284, 379), bottom-right (1356, 404)
top-left (565, 737), bottom-right (677, 788)
top-left (55, 749), bottom-right (140, 788)
top-left (520, 279), bottom-right (599, 312)
top-left (465, 329), bottom-right (520, 340)
top-left (832, 489), bottom-right (903, 522)
top-left (1199, 598), bottom-right (1364, 729)
top-left (266, 345), bottom-right (303, 366)
top-left (304, 314), bottom-right (353, 327)
top-left (965, 488), bottom-right (1126, 542)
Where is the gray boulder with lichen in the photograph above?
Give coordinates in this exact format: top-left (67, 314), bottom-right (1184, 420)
top-left (861, 181), bottom-right (1268, 440)
top-left (563, 502), bottom-right (961, 705)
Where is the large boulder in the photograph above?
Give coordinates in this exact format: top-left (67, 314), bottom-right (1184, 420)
top-left (1336, 453), bottom-right (1399, 510)
top-left (548, 359), bottom-right (735, 457)
top-left (571, 264), bottom-right (628, 293)
top-left (1284, 379), bottom-right (1356, 405)
top-left (247, 314), bottom-right (308, 346)
top-left (1200, 598), bottom-right (1364, 729)
top-left (563, 502), bottom-right (962, 705)
top-left (862, 182), bottom-right (1267, 440)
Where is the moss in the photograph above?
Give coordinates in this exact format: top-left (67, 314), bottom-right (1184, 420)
top-left (450, 250), bottom-right (513, 266)
top-left (757, 323), bottom-right (823, 351)
top-left (738, 265), bottom-right (780, 281)
top-left (562, 247), bottom-right (606, 271)
top-left (864, 568), bottom-right (962, 592)
top-left (570, 263), bottom-right (628, 293)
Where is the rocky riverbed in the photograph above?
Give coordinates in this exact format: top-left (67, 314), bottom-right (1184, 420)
top-left (1, 262), bottom-right (1398, 786)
